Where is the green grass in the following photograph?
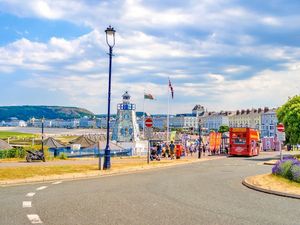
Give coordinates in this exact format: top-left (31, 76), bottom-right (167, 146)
top-left (0, 131), bottom-right (36, 139)
top-left (0, 165), bottom-right (99, 180)
top-left (271, 174), bottom-right (300, 188)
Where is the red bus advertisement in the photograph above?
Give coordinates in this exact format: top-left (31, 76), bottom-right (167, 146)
top-left (229, 128), bottom-right (260, 156)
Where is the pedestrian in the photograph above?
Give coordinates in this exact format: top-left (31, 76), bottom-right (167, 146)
top-left (165, 143), bottom-right (170, 158)
top-left (162, 145), bottom-right (166, 158)
top-left (202, 144), bottom-right (206, 156)
top-left (189, 144), bottom-right (194, 156)
top-left (169, 141), bottom-right (175, 159)
top-left (157, 143), bottom-right (162, 157)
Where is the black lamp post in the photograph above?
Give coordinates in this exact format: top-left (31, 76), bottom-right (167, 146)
top-left (198, 118), bottom-right (202, 159)
top-left (41, 117), bottom-right (44, 154)
top-left (103, 25), bottom-right (116, 170)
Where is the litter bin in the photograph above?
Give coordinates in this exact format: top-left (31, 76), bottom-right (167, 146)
top-left (176, 144), bottom-right (182, 159)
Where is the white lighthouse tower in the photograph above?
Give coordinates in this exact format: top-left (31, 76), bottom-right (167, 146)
top-left (112, 91), bottom-right (140, 142)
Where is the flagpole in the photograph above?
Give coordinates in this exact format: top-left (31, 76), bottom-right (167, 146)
top-left (167, 82), bottom-right (170, 144)
top-left (143, 91), bottom-right (145, 138)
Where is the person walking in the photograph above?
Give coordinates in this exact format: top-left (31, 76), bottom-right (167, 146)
top-left (157, 143), bottom-right (162, 157)
top-left (165, 143), bottom-right (170, 158)
top-left (169, 141), bottom-right (175, 159)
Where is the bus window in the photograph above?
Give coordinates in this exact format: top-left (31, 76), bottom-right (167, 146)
top-left (233, 138), bottom-right (246, 145)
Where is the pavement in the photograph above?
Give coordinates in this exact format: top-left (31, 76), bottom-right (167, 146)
top-left (1, 151), bottom-right (300, 225)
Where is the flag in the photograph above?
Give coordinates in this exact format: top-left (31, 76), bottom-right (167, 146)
top-left (169, 79), bottom-right (174, 99)
top-left (144, 93), bottom-right (155, 100)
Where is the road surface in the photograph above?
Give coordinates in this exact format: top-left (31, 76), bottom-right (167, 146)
top-left (1, 152), bottom-right (299, 225)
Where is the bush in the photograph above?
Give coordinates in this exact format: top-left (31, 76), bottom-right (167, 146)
top-left (291, 165), bottom-right (300, 182)
top-left (0, 150), bottom-right (7, 159)
top-left (16, 148), bottom-right (26, 158)
top-left (59, 153), bottom-right (67, 160)
top-left (272, 158), bottom-right (300, 183)
top-left (7, 148), bottom-right (17, 158)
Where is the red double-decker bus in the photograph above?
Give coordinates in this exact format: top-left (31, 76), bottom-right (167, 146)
top-left (229, 128), bottom-right (260, 156)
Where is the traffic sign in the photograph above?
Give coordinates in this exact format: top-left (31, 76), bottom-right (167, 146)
top-left (277, 132), bottom-right (286, 142)
top-left (277, 123), bottom-right (285, 132)
top-left (144, 127), bottom-right (153, 140)
top-left (145, 118), bottom-right (153, 128)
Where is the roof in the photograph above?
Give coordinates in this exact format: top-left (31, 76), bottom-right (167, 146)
top-left (89, 141), bottom-right (125, 151)
top-left (0, 139), bottom-right (12, 150)
top-left (192, 105), bottom-right (205, 111)
top-left (43, 137), bottom-right (65, 148)
top-left (85, 134), bottom-right (106, 142)
top-left (69, 135), bottom-right (96, 148)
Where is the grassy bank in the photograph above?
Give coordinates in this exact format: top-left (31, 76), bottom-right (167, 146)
top-left (0, 131), bottom-right (36, 139)
top-left (0, 160), bottom-right (174, 181)
top-left (248, 174), bottom-right (300, 196)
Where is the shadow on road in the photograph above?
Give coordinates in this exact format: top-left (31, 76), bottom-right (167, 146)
top-left (243, 157), bottom-right (279, 162)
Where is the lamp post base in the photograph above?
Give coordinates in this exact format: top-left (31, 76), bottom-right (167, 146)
top-left (103, 147), bottom-right (111, 170)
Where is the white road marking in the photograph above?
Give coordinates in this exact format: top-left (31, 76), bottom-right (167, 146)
top-left (26, 192), bottom-right (36, 197)
top-left (52, 181), bottom-right (62, 185)
top-left (27, 214), bottom-right (43, 224)
top-left (23, 201), bottom-right (32, 208)
top-left (36, 186), bottom-right (47, 191)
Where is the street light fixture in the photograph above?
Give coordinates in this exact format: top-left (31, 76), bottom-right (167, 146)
top-left (103, 25), bottom-right (116, 170)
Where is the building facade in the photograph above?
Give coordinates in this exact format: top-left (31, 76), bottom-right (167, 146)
top-left (228, 108), bottom-right (262, 130)
top-left (201, 111), bottom-right (230, 131)
top-left (170, 114), bottom-right (198, 130)
top-left (261, 109), bottom-right (278, 137)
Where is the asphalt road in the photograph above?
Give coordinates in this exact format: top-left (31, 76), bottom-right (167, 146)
top-left (1, 152), bottom-right (300, 225)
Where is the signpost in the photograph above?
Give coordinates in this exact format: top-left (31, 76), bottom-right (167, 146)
top-left (145, 117), bottom-right (153, 164)
top-left (145, 118), bottom-right (153, 128)
top-left (277, 123), bottom-right (285, 160)
top-left (277, 123), bottom-right (285, 132)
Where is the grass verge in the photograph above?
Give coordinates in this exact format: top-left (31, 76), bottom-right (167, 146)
top-left (248, 174), bottom-right (300, 195)
top-left (0, 131), bottom-right (36, 139)
top-left (0, 160), bottom-right (177, 181)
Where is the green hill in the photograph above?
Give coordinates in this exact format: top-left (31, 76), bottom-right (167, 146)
top-left (0, 106), bottom-right (94, 121)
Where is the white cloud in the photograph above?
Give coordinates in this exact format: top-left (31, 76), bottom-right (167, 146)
top-left (0, 0), bottom-right (299, 114)
top-left (261, 16), bottom-right (282, 26)
top-left (223, 65), bottom-right (251, 74)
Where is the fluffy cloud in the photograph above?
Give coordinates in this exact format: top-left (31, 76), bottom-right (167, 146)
top-left (0, 0), bottom-right (300, 114)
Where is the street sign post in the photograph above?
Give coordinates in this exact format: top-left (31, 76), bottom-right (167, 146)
top-left (277, 132), bottom-right (286, 142)
top-left (276, 123), bottom-right (285, 160)
top-left (277, 123), bottom-right (285, 132)
top-left (144, 117), bottom-right (153, 164)
top-left (145, 117), bottom-right (153, 128)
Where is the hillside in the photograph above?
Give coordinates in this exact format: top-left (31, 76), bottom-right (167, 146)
top-left (0, 106), bottom-right (94, 121)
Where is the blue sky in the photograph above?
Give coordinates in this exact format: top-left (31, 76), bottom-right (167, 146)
top-left (0, 0), bottom-right (299, 114)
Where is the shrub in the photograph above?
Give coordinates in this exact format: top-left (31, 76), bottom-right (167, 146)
top-left (283, 155), bottom-right (294, 160)
top-left (0, 150), bottom-right (7, 159)
top-left (280, 160), bottom-right (293, 179)
top-left (7, 149), bottom-right (17, 158)
top-left (59, 153), bottom-right (67, 160)
top-left (291, 165), bottom-right (300, 182)
top-left (16, 148), bottom-right (26, 158)
top-left (272, 158), bottom-right (300, 183)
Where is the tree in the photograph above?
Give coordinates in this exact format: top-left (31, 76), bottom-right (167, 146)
top-left (218, 125), bottom-right (229, 133)
top-left (277, 95), bottom-right (300, 144)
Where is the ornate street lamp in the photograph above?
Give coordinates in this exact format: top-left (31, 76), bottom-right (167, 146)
top-left (103, 25), bottom-right (116, 170)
